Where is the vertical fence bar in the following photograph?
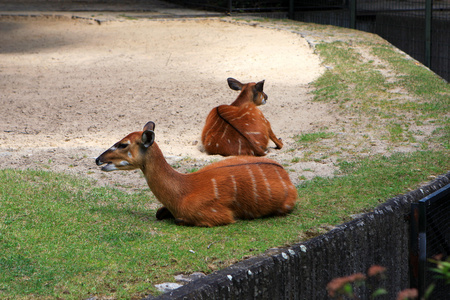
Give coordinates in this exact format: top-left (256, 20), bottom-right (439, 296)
top-left (409, 204), bottom-right (419, 291)
top-left (350, 0), bottom-right (356, 29)
top-left (228, 0), bottom-right (232, 15)
top-left (417, 201), bottom-right (427, 299)
top-left (289, 0), bottom-right (294, 20)
top-left (425, 0), bottom-right (433, 67)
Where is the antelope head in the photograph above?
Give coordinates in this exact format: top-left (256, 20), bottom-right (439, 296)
top-left (227, 77), bottom-right (267, 105)
top-left (96, 121), bottom-right (156, 172)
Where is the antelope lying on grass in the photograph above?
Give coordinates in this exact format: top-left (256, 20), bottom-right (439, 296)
top-left (96, 122), bottom-right (297, 227)
top-left (201, 78), bottom-right (283, 156)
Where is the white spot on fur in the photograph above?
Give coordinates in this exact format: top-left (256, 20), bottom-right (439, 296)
top-left (127, 151), bottom-right (132, 158)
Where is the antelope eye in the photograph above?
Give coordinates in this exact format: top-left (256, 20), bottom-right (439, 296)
top-left (117, 143), bottom-right (128, 149)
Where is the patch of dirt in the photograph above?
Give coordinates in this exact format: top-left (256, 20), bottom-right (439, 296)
top-left (0, 16), bottom-right (339, 190)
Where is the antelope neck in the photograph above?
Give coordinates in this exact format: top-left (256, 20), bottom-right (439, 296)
top-left (141, 142), bottom-right (185, 207)
top-left (231, 88), bottom-right (253, 106)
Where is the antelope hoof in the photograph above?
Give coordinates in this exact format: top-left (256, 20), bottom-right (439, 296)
top-left (276, 139), bottom-right (283, 149)
top-left (156, 206), bottom-right (174, 220)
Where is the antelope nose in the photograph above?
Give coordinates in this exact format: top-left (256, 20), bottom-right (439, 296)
top-left (95, 157), bottom-right (102, 166)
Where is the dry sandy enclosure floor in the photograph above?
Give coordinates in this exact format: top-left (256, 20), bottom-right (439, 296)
top-left (0, 16), bottom-right (340, 190)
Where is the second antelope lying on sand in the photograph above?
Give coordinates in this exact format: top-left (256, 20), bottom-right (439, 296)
top-left (96, 121), bottom-right (297, 227)
top-left (201, 78), bottom-right (283, 156)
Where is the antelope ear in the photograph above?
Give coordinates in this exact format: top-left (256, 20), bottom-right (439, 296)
top-left (255, 80), bottom-right (265, 92)
top-left (142, 130), bottom-right (155, 148)
top-left (143, 121), bottom-right (155, 132)
top-left (227, 78), bottom-right (243, 91)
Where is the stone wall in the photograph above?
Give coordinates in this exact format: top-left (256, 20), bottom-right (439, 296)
top-left (149, 171), bottom-right (450, 299)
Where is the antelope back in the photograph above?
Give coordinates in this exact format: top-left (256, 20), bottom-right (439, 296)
top-left (201, 78), bottom-right (272, 156)
top-left (202, 105), bottom-right (271, 156)
top-left (179, 156), bottom-right (297, 226)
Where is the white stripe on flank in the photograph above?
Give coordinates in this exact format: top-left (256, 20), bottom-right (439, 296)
top-left (220, 125), bottom-right (229, 138)
top-left (230, 112), bottom-right (250, 121)
top-left (230, 175), bottom-right (237, 202)
top-left (257, 165), bottom-right (272, 199)
top-left (219, 110), bottom-right (235, 117)
top-left (246, 165), bottom-right (258, 203)
top-left (238, 139), bottom-right (242, 155)
top-left (211, 178), bottom-right (219, 200)
top-left (248, 137), bottom-right (260, 145)
top-left (275, 168), bottom-right (288, 199)
top-left (204, 117), bottom-right (220, 139)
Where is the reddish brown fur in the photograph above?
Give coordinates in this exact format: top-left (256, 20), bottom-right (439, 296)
top-left (96, 122), bottom-right (297, 227)
top-left (201, 78), bottom-right (283, 156)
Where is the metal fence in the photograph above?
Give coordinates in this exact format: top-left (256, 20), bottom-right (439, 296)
top-left (172, 0), bottom-right (450, 82)
top-left (410, 184), bottom-right (450, 300)
top-left (150, 173), bottom-right (450, 300)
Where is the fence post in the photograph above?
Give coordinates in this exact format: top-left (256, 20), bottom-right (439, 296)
top-left (425, 0), bottom-right (433, 67)
top-left (417, 200), bottom-right (428, 299)
top-left (350, 0), bottom-right (357, 29)
top-left (228, 0), bottom-right (232, 15)
top-left (289, 0), bottom-right (294, 20)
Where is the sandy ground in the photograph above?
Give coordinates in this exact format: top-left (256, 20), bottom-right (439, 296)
top-left (0, 15), bottom-right (339, 191)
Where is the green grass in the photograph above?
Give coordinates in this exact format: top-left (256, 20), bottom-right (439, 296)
top-left (311, 41), bottom-right (449, 150)
top-left (295, 131), bottom-right (335, 143)
top-left (1, 150), bottom-right (449, 299)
